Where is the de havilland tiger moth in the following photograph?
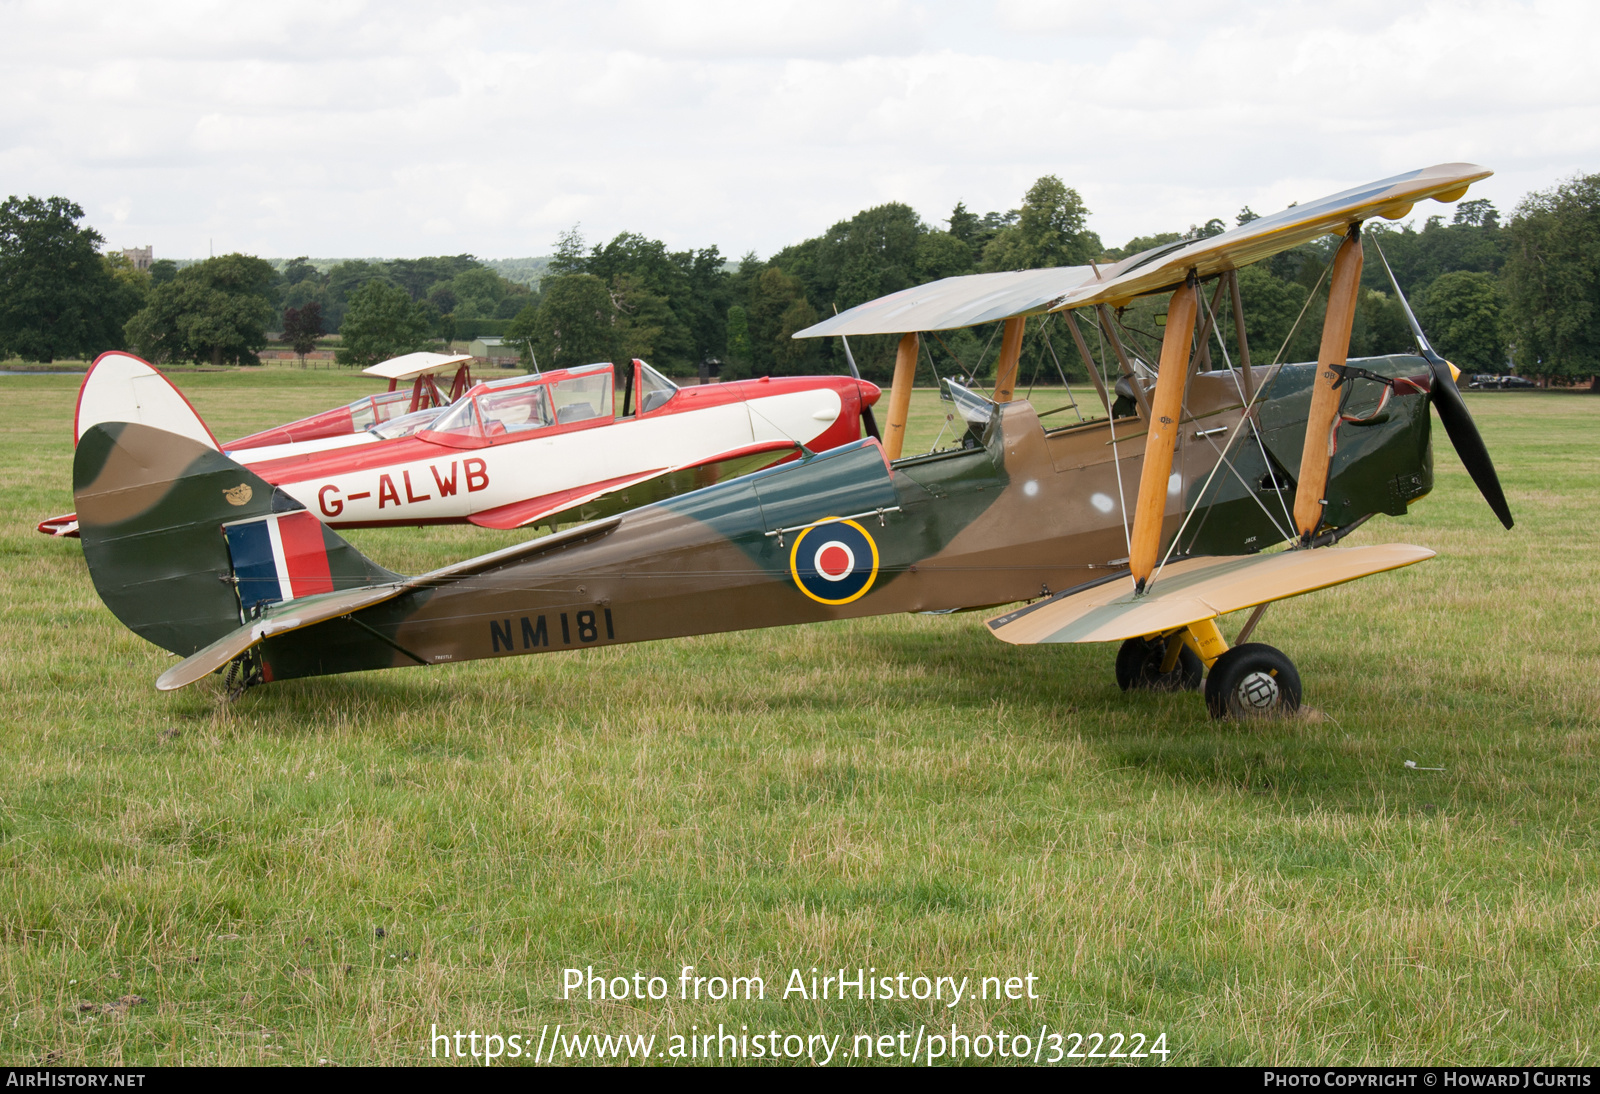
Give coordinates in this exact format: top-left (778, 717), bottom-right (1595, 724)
top-left (69, 163), bottom-right (1513, 719)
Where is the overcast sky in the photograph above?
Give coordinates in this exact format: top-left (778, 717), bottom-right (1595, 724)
top-left (2, 0), bottom-right (1591, 262)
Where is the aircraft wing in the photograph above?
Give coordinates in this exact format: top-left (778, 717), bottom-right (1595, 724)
top-left (362, 351), bottom-right (474, 382)
top-left (1050, 163), bottom-right (1491, 311)
top-left (795, 267), bottom-right (1096, 337)
top-left (985, 544), bottom-right (1435, 646)
top-left (467, 439), bottom-right (800, 530)
top-left (794, 163), bottom-right (1491, 338)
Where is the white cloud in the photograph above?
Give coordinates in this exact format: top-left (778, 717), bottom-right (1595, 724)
top-left (0, 0), bottom-right (1592, 259)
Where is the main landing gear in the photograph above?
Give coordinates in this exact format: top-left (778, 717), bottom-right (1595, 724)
top-left (1116, 618), bottom-right (1301, 721)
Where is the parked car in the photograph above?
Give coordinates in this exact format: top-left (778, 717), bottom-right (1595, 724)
top-left (1468, 374), bottom-right (1537, 390)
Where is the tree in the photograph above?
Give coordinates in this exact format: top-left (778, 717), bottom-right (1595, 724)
top-left (747, 267), bottom-right (813, 375)
top-left (982, 176), bottom-right (1102, 271)
top-left (915, 231), bottom-right (973, 282)
top-left (0, 195), bottom-right (130, 361)
top-left (608, 273), bottom-right (671, 361)
top-left (1503, 174), bottom-right (1600, 386)
top-left (724, 305), bottom-right (751, 372)
top-left (505, 302), bottom-right (540, 372)
top-left (321, 260), bottom-right (388, 331)
top-left (1414, 271), bottom-right (1504, 372)
top-left (282, 302), bottom-right (324, 366)
top-left (531, 274), bottom-right (615, 370)
top-left (335, 280), bottom-right (432, 368)
top-left (549, 226), bottom-right (589, 277)
top-left (124, 253), bottom-right (277, 365)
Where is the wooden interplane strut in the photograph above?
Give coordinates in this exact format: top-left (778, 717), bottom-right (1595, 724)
top-left (1293, 225), bottom-right (1364, 541)
top-left (991, 317), bottom-right (1026, 403)
top-left (1127, 273), bottom-right (1199, 592)
top-left (883, 332), bottom-right (920, 460)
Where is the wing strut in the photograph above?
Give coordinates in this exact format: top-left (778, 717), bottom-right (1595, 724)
top-left (1292, 223), bottom-right (1364, 543)
top-left (1127, 271), bottom-right (1199, 592)
top-left (991, 317), bottom-right (1026, 403)
top-left (883, 333), bottom-right (919, 460)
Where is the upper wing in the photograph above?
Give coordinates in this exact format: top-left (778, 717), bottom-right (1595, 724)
top-left (794, 163), bottom-right (1491, 338)
top-left (468, 439), bottom-right (800, 530)
top-left (794, 267), bottom-right (1096, 337)
top-left (1050, 163), bottom-right (1491, 312)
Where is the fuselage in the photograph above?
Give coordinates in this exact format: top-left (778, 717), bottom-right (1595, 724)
top-left (245, 356), bottom-right (1437, 684)
top-left (232, 368), bottom-right (876, 528)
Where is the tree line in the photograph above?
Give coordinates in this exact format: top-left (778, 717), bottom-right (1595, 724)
top-left (1, 173), bottom-right (1597, 387)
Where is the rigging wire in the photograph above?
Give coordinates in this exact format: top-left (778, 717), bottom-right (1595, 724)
top-left (1085, 311), bottom-right (1135, 579)
top-left (1150, 280), bottom-right (1296, 584)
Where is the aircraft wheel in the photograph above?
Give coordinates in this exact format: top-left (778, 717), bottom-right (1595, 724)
top-left (1115, 636), bottom-right (1203, 692)
top-left (1204, 643), bottom-right (1302, 720)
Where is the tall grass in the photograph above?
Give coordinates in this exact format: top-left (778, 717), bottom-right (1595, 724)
top-left (0, 371), bottom-right (1594, 1065)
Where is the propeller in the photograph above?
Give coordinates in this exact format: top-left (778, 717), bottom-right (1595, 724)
top-left (1373, 239), bottom-right (1514, 530)
top-left (837, 330), bottom-right (881, 441)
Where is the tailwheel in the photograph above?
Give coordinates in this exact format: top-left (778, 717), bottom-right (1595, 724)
top-left (1116, 635), bottom-right (1203, 693)
top-left (1204, 643), bottom-right (1302, 720)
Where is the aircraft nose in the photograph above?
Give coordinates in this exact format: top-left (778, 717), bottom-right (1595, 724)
top-left (856, 380), bottom-right (882, 407)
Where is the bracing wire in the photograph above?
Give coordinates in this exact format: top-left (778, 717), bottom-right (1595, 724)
top-left (1150, 281), bottom-right (1297, 584)
top-left (1086, 311), bottom-right (1135, 579)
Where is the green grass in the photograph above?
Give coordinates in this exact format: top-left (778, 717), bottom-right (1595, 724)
top-left (0, 370), bottom-right (1596, 1065)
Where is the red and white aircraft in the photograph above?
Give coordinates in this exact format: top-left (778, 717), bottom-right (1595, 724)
top-left (42, 352), bottom-right (880, 535)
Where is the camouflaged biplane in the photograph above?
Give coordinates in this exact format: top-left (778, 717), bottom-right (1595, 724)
top-left (71, 163), bottom-right (1512, 719)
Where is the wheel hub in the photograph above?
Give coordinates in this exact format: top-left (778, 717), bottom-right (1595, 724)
top-left (1237, 670), bottom-right (1279, 710)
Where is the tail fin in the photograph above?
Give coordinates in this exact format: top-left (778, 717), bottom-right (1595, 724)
top-left (74, 421), bottom-right (397, 656)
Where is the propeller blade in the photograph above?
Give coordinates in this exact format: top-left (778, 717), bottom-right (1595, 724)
top-left (839, 332), bottom-right (862, 380)
top-left (861, 403), bottom-right (881, 441)
top-left (1429, 366), bottom-right (1514, 529)
top-left (1372, 238), bottom-right (1514, 530)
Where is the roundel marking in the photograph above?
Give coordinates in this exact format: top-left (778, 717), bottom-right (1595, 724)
top-left (789, 518), bottom-right (880, 605)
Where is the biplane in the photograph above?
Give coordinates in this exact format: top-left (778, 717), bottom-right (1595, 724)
top-left (41, 353), bottom-right (880, 536)
top-left (69, 163), bottom-right (1512, 719)
top-left (229, 350), bottom-right (481, 450)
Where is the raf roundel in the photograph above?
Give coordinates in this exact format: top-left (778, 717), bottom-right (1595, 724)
top-left (789, 518), bottom-right (880, 605)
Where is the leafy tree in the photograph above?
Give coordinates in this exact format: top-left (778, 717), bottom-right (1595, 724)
top-left (322, 260), bottom-right (389, 331)
top-left (149, 259), bottom-right (178, 286)
top-left (282, 256), bottom-right (319, 288)
top-left (1503, 174), bottom-right (1600, 386)
top-left (549, 226), bottom-right (589, 277)
top-left (449, 266), bottom-right (512, 320)
top-left (1104, 231), bottom-right (1181, 262)
top-left (724, 304), bottom-right (751, 372)
top-left (124, 253), bottom-right (277, 365)
top-left (982, 176), bottom-right (1102, 271)
top-left (747, 267), bottom-right (813, 375)
top-left (282, 301), bottom-right (324, 365)
top-left (335, 280), bottom-right (432, 368)
top-left (915, 231), bottom-right (974, 282)
top-left (531, 274), bottom-right (615, 370)
top-left (0, 195), bottom-right (131, 361)
top-left (505, 302), bottom-right (539, 372)
top-left (1414, 271), bottom-right (1505, 371)
top-left (608, 273), bottom-right (672, 361)
top-left (1235, 264), bottom-right (1315, 364)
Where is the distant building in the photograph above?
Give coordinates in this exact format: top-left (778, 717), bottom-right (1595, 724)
top-left (120, 246), bottom-right (153, 271)
top-left (468, 336), bottom-right (523, 365)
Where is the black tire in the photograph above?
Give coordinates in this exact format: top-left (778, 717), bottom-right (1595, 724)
top-left (1115, 636), bottom-right (1203, 692)
top-left (1204, 643), bottom-right (1302, 720)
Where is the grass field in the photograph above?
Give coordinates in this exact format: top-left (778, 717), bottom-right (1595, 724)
top-left (0, 368), bottom-right (1596, 1066)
